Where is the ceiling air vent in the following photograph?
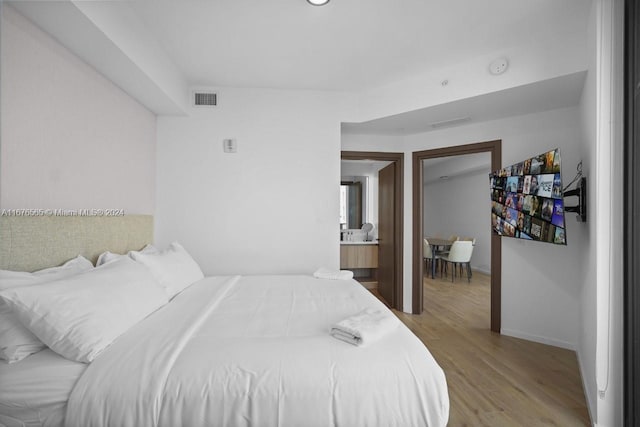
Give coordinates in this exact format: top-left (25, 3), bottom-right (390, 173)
top-left (193, 91), bottom-right (217, 107)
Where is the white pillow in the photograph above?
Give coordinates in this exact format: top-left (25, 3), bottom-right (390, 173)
top-left (0, 255), bottom-right (93, 363)
top-left (130, 242), bottom-right (204, 298)
top-left (96, 244), bottom-right (157, 266)
top-left (0, 257), bottom-right (168, 363)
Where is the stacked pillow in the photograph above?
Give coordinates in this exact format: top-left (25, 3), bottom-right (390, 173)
top-left (0, 255), bottom-right (93, 363)
top-left (0, 242), bottom-right (204, 364)
top-left (95, 243), bottom-right (158, 266)
top-left (130, 242), bottom-right (204, 298)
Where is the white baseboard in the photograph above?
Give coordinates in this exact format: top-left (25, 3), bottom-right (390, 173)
top-left (500, 328), bottom-right (576, 351)
top-left (471, 265), bottom-right (491, 275)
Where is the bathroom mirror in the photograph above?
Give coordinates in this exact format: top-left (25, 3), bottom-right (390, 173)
top-left (340, 180), bottom-right (362, 229)
top-left (340, 159), bottom-right (393, 240)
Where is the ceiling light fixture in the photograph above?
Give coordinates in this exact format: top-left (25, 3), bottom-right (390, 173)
top-left (307, 0), bottom-right (330, 5)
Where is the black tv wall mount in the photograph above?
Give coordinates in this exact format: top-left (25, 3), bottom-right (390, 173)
top-left (563, 177), bottom-right (587, 222)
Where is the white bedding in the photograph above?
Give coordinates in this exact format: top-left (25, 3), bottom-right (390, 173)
top-left (65, 275), bottom-right (449, 427)
top-left (0, 349), bottom-right (86, 427)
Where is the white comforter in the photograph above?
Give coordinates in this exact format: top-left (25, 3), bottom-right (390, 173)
top-left (65, 275), bottom-right (449, 427)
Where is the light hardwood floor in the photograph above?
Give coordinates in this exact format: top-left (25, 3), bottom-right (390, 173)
top-left (377, 270), bottom-right (591, 426)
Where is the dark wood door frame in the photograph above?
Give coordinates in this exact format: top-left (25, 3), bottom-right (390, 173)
top-left (412, 140), bottom-right (502, 333)
top-left (624, 0), bottom-right (639, 423)
top-left (341, 151), bottom-right (404, 310)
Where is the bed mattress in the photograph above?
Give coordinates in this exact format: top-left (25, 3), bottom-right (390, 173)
top-left (0, 349), bottom-right (86, 427)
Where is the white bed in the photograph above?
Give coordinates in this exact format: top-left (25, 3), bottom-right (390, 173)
top-left (0, 349), bottom-right (85, 427)
top-left (0, 216), bottom-right (449, 427)
top-left (1, 275), bottom-right (449, 427)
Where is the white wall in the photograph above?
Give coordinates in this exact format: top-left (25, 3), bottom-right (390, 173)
top-left (0, 6), bottom-right (156, 213)
top-left (344, 106), bottom-right (586, 350)
top-left (9, 1), bottom-right (189, 115)
top-left (423, 154), bottom-right (492, 273)
top-left (155, 87), bottom-right (355, 275)
top-left (578, 0), bottom-right (598, 421)
top-left (582, 0), bottom-right (623, 425)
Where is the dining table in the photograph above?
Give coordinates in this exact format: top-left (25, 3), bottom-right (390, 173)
top-left (424, 237), bottom-right (454, 279)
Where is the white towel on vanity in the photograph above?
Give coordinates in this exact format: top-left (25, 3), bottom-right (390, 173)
top-left (313, 267), bottom-right (354, 280)
top-left (330, 308), bottom-right (400, 347)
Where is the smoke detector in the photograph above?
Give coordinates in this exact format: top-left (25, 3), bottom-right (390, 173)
top-left (489, 57), bottom-right (509, 75)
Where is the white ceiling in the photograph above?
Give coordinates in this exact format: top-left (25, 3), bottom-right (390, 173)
top-left (423, 152), bottom-right (492, 185)
top-left (128, 0), bottom-right (590, 92)
top-left (342, 71), bottom-right (587, 135)
top-left (341, 159), bottom-right (392, 176)
top-left (7, 0), bottom-right (592, 129)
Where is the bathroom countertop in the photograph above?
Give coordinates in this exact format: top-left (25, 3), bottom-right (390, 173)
top-left (340, 241), bottom-right (378, 245)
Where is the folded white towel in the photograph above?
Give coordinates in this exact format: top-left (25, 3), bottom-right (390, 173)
top-left (313, 267), bottom-right (354, 280)
top-left (330, 308), bottom-right (400, 347)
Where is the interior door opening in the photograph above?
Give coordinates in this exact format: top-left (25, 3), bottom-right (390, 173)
top-left (412, 140), bottom-right (502, 333)
top-left (341, 151), bottom-right (404, 310)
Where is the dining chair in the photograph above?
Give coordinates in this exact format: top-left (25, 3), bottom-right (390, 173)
top-left (458, 237), bottom-right (476, 275)
top-left (438, 235), bottom-right (458, 258)
top-left (439, 240), bottom-right (474, 282)
top-left (423, 238), bottom-right (438, 273)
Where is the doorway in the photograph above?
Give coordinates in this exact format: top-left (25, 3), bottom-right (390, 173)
top-left (412, 140), bottom-right (502, 333)
top-left (341, 151), bottom-right (404, 310)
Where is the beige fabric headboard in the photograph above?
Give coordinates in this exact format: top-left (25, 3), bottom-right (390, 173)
top-left (0, 215), bottom-right (153, 272)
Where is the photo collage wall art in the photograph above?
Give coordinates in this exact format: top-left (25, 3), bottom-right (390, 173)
top-left (489, 148), bottom-right (567, 245)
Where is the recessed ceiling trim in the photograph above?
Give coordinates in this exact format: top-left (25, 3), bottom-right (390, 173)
top-left (430, 116), bottom-right (471, 128)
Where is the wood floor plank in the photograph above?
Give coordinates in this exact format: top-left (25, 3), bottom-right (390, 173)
top-left (378, 271), bottom-right (591, 426)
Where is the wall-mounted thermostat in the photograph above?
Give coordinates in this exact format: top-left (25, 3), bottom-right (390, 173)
top-left (223, 138), bottom-right (237, 153)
